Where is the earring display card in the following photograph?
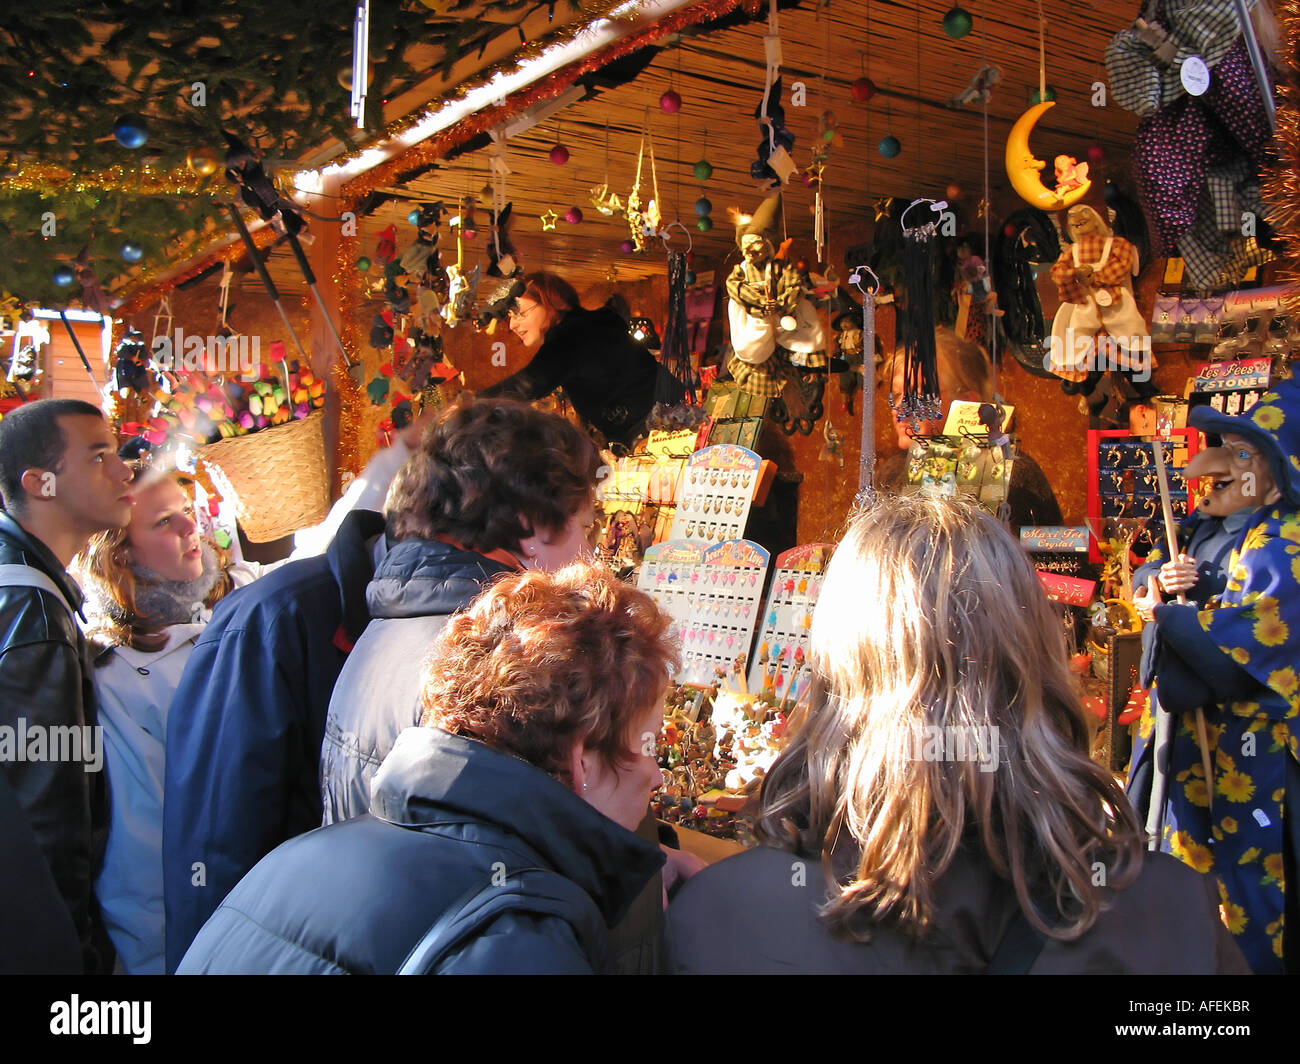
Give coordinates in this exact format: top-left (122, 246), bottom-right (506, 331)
top-left (638, 539), bottom-right (703, 635)
top-left (1088, 429), bottom-right (1200, 562)
top-left (641, 538), bottom-right (770, 686)
top-left (747, 543), bottom-right (834, 705)
top-left (669, 443), bottom-right (762, 544)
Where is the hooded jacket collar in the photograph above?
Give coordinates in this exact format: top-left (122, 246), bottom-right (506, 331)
top-left (366, 537), bottom-right (512, 620)
top-left (370, 727), bottom-right (664, 925)
top-left (0, 510), bottom-right (85, 616)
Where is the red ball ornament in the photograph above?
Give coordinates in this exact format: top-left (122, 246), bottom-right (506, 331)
top-left (851, 77), bottom-right (877, 102)
top-left (1003, 222), bottom-right (1018, 238)
top-left (945, 182), bottom-right (963, 202)
top-left (794, 258), bottom-right (809, 273)
top-left (564, 206), bottom-right (583, 224)
top-left (548, 144), bottom-right (570, 165)
top-left (1087, 144), bottom-right (1105, 166)
top-left (660, 89), bottom-right (682, 113)
top-left (619, 240), bottom-right (635, 254)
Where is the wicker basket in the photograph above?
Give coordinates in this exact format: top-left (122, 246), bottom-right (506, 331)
top-left (198, 411), bottom-right (330, 542)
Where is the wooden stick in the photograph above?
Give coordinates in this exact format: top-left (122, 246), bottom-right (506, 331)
top-left (1152, 438), bottom-right (1214, 811)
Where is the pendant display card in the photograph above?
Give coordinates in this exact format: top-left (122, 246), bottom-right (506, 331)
top-left (668, 443), bottom-right (762, 544)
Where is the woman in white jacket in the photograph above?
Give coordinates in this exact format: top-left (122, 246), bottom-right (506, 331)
top-left (75, 464), bottom-right (258, 974)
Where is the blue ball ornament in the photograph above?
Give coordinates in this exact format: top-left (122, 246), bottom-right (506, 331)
top-left (694, 196), bottom-right (712, 218)
top-left (113, 113), bottom-right (149, 149)
top-left (407, 208), bottom-right (421, 226)
top-left (878, 135), bottom-right (901, 158)
top-left (120, 241), bottom-right (144, 263)
top-left (685, 270), bottom-right (697, 285)
top-left (53, 266), bottom-right (76, 287)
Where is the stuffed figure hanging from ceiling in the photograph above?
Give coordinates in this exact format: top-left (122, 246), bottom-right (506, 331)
top-left (724, 194), bottom-right (820, 433)
top-left (1048, 204), bottom-right (1157, 413)
top-left (1105, 0), bottom-right (1276, 289)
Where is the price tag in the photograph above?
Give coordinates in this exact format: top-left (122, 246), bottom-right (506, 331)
top-left (1181, 56), bottom-right (1211, 96)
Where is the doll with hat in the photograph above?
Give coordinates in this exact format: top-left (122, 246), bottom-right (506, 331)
top-left (1142, 374), bottom-right (1300, 973)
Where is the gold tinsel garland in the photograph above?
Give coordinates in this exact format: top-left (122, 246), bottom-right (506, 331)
top-left (331, 223), bottom-right (365, 483)
top-left (0, 162), bottom-right (222, 198)
top-left (1262, 0), bottom-right (1300, 309)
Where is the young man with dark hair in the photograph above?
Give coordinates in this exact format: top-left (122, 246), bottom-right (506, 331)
top-left (0, 399), bottom-right (134, 973)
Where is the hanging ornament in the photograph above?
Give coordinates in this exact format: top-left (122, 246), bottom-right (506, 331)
top-left (113, 113), bottom-right (149, 149)
top-left (685, 270), bottom-right (697, 285)
top-left (942, 6), bottom-right (973, 38)
top-left (893, 199), bottom-right (944, 429)
top-left (407, 207), bottom-right (422, 226)
top-left (120, 241), bottom-right (144, 263)
top-left (53, 266), bottom-right (76, 287)
top-left (1005, 102), bottom-right (1091, 210)
top-left (694, 196), bottom-right (713, 218)
top-left (946, 182), bottom-right (964, 202)
top-left (548, 143), bottom-right (570, 165)
top-left (186, 147), bottom-right (219, 176)
top-left (879, 135), bottom-right (901, 158)
top-left (619, 240), bottom-right (635, 254)
top-left (696, 217), bottom-right (713, 233)
top-left (539, 209), bottom-right (558, 231)
top-left (851, 77), bottom-right (876, 102)
top-left (564, 206), bottom-right (583, 224)
top-left (660, 89), bottom-right (682, 113)
top-left (356, 256), bottom-right (372, 272)
top-left (1087, 143), bottom-right (1105, 166)
top-left (693, 159), bottom-right (713, 181)
top-left (1028, 86), bottom-right (1057, 104)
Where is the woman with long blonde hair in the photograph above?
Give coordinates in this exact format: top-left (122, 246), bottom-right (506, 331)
top-left (666, 496), bottom-right (1248, 973)
top-left (74, 459), bottom-right (260, 974)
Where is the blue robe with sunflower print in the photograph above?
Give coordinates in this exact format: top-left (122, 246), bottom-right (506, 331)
top-left (1151, 503), bottom-right (1300, 973)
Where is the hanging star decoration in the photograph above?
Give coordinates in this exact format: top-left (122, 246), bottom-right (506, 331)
top-left (589, 182), bottom-right (624, 216)
top-left (873, 196), bottom-right (893, 222)
top-left (976, 198), bottom-right (989, 219)
top-left (539, 209), bottom-right (558, 231)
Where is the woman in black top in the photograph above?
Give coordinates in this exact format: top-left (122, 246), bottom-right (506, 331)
top-left (480, 272), bottom-right (684, 448)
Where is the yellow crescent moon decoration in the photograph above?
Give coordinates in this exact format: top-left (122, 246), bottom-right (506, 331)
top-left (1004, 101), bottom-right (1091, 212)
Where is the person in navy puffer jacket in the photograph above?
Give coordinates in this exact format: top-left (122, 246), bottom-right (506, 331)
top-left (179, 564), bottom-right (676, 975)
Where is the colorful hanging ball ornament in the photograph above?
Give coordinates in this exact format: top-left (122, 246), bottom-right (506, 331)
top-left (660, 89), bottom-right (682, 113)
top-left (942, 6), bottom-right (973, 38)
top-left (548, 143), bottom-right (570, 165)
top-left (619, 239), bottom-right (635, 254)
top-left (53, 266), bottom-right (76, 287)
top-left (693, 159), bottom-right (713, 181)
top-left (564, 206), bottom-right (583, 224)
top-left (356, 256), bottom-right (372, 272)
top-left (120, 241), bottom-right (144, 263)
top-left (1087, 143), bottom-right (1105, 166)
top-left (186, 146), bottom-right (219, 176)
top-left (696, 216), bottom-right (713, 233)
top-left (851, 77), bottom-right (877, 102)
top-left (407, 208), bottom-right (421, 226)
top-left (1029, 86), bottom-right (1057, 104)
top-left (878, 135), bottom-right (901, 158)
top-left (945, 182), bottom-right (963, 202)
top-left (113, 113), bottom-right (149, 149)
top-left (694, 196), bottom-right (713, 218)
